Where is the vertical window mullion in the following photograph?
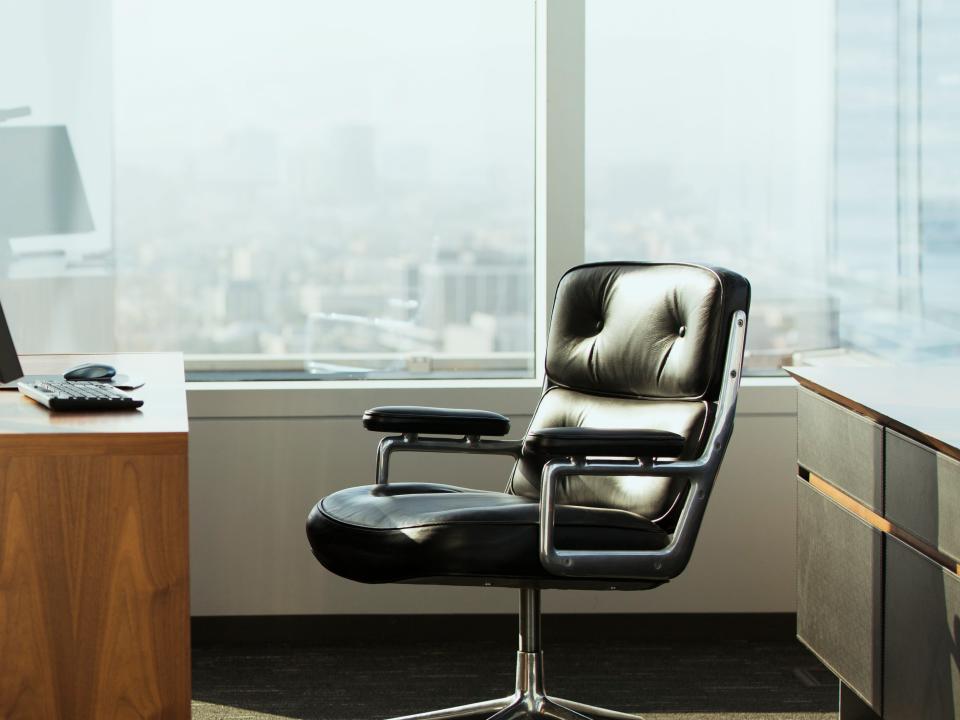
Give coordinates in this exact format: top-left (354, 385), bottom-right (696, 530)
top-left (535, 0), bottom-right (586, 379)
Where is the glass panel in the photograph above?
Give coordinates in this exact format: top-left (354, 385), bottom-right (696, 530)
top-left (833, 0), bottom-right (899, 282)
top-left (0, 0), bottom-right (114, 354)
top-left (831, 0), bottom-right (960, 363)
top-left (830, 0), bottom-right (903, 360)
top-left (585, 0), bottom-right (835, 372)
top-left (112, 0), bottom-right (535, 377)
top-left (919, 0), bottom-right (960, 343)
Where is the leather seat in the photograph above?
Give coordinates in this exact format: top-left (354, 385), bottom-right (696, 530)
top-left (309, 483), bottom-right (668, 587)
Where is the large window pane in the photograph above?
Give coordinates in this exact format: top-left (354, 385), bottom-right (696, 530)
top-left (585, 0), bottom-right (835, 372)
top-left (920, 0), bottom-right (960, 342)
top-left (830, 0), bottom-right (960, 362)
top-left (0, 0), bottom-right (113, 354)
top-left (114, 1), bottom-right (535, 377)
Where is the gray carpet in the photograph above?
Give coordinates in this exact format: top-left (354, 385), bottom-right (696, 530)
top-left (192, 637), bottom-right (837, 720)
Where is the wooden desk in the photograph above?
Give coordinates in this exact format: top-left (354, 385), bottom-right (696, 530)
top-left (788, 366), bottom-right (960, 720)
top-left (0, 353), bottom-right (189, 719)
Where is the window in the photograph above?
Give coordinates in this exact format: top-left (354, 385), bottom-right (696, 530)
top-left (586, 0), bottom-right (960, 371)
top-left (0, 0), bottom-right (113, 355)
top-left (585, 0), bottom-right (834, 372)
top-left (3, 0), bottom-right (535, 379)
top-left (7, 0), bottom-right (959, 379)
top-left (832, 0), bottom-right (960, 362)
top-left (114, 0), bottom-right (535, 378)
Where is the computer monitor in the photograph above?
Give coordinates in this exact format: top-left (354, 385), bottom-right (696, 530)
top-left (0, 303), bottom-right (141, 390)
top-left (0, 300), bottom-right (24, 383)
top-left (0, 125), bottom-right (94, 240)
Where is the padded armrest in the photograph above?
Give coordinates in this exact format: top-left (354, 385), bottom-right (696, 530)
top-left (362, 406), bottom-right (511, 437)
top-left (524, 427), bottom-right (685, 458)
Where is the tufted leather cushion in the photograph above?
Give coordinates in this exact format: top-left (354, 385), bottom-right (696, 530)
top-left (546, 263), bottom-right (747, 401)
top-left (507, 387), bottom-right (711, 521)
top-left (307, 483), bottom-right (668, 585)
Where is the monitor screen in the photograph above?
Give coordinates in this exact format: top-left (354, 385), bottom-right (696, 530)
top-left (0, 301), bottom-right (24, 383)
top-left (0, 125), bottom-right (95, 239)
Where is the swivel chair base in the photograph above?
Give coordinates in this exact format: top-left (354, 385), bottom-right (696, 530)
top-left (388, 589), bottom-right (642, 720)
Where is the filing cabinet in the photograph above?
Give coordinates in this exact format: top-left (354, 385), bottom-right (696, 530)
top-left (798, 388), bottom-right (883, 513)
top-left (796, 478), bottom-right (882, 709)
top-left (885, 428), bottom-right (960, 563)
top-left (884, 536), bottom-right (960, 719)
top-left (788, 366), bottom-right (960, 720)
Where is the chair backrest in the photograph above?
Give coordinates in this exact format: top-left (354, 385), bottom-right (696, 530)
top-left (507, 262), bottom-right (750, 523)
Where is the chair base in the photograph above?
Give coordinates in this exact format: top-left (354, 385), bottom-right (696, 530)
top-left (387, 649), bottom-right (642, 720)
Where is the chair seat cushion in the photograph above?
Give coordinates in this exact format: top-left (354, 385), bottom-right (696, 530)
top-left (306, 483), bottom-right (669, 584)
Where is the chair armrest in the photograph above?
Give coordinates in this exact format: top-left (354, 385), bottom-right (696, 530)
top-left (363, 406), bottom-right (511, 437)
top-left (524, 427), bottom-right (685, 459)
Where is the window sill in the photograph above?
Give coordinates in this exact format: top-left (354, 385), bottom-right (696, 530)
top-left (185, 376), bottom-right (797, 420)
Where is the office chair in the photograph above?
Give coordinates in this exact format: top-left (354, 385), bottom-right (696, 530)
top-left (307, 261), bottom-right (750, 720)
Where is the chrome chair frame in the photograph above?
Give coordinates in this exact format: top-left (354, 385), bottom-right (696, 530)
top-left (540, 310), bottom-right (747, 579)
top-left (375, 311), bottom-right (748, 720)
top-left (375, 434), bottom-right (522, 485)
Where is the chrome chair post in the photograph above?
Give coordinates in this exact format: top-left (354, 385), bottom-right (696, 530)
top-left (386, 588), bottom-right (642, 720)
top-left (519, 587), bottom-right (541, 654)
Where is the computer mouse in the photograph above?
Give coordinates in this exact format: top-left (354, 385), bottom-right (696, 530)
top-left (63, 362), bottom-right (117, 381)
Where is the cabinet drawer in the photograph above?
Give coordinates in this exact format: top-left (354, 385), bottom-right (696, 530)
top-left (797, 389), bottom-right (883, 513)
top-left (884, 536), bottom-right (960, 719)
top-left (886, 428), bottom-right (960, 563)
top-left (796, 478), bottom-right (882, 712)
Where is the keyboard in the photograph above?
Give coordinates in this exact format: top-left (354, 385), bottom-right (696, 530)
top-left (18, 379), bottom-right (144, 411)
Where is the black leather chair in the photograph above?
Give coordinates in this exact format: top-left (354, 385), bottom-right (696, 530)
top-left (307, 262), bottom-right (750, 720)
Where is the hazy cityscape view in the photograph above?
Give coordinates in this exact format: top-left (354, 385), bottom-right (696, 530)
top-left (112, 0), bottom-right (535, 375)
top-left (113, 122), bottom-right (534, 368)
top-left (586, 0), bottom-right (834, 370)
top-left (829, 0), bottom-right (960, 363)
top-left (586, 0), bottom-right (960, 369)
top-left (7, 0), bottom-right (957, 375)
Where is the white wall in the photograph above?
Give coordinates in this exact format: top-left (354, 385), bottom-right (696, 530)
top-left (187, 380), bottom-right (798, 616)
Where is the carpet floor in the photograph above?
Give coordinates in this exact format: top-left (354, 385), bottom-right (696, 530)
top-left (192, 637), bottom-right (837, 720)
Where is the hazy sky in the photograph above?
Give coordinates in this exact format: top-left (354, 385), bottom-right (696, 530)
top-left (113, 0), bottom-right (534, 167)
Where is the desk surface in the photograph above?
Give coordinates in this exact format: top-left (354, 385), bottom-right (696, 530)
top-left (786, 365), bottom-right (960, 462)
top-left (0, 352), bottom-right (187, 437)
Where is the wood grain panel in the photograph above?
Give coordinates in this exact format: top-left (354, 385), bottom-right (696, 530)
top-left (0, 453), bottom-right (190, 718)
top-left (0, 450), bottom-right (189, 719)
top-left (0, 433), bottom-right (186, 457)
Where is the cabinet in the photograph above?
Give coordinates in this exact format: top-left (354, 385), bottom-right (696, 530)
top-left (788, 366), bottom-right (960, 720)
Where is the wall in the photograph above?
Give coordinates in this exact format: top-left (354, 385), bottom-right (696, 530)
top-left (187, 380), bottom-right (798, 616)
